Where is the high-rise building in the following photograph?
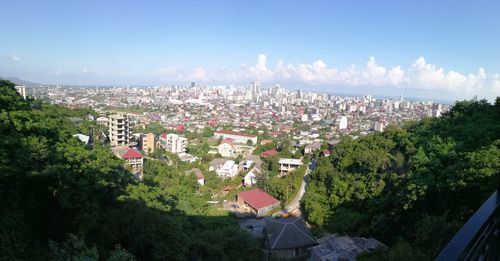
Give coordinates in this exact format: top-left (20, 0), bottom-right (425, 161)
top-left (15, 85), bottom-right (26, 100)
top-left (108, 113), bottom-right (130, 146)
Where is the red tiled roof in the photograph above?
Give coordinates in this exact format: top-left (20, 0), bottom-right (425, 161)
top-left (215, 129), bottom-right (257, 138)
top-left (238, 188), bottom-right (280, 210)
top-left (261, 139), bottom-right (273, 144)
top-left (261, 149), bottom-right (278, 157)
top-left (221, 138), bottom-right (234, 146)
top-left (122, 148), bottom-right (143, 159)
top-left (176, 124), bottom-right (185, 132)
top-left (160, 133), bottom-right (167, 139)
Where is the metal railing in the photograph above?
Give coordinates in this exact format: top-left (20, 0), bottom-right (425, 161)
top-left (436, 190), bottom-right (500, 261)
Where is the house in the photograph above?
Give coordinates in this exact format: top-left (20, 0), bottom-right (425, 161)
top-left (185, 168), bottom-right (205, 186)
top-left (304, 141), bottom-right (322, 154)
top-left (279, 158), bottom-right (303, 175)
top-left (218, 139), bottom-right (235, 157)
top-left (209, 158), bottom-right (227, 171)
top-left (243, 168), bottom-right (260, 187)
top-left (264, 218), bottom-right (318, 259)
top-left (214, 130), bottom-right (258, 145)
top-left (111, 146), bottom-right (144, 180)
top-left (175, 124), bottom-right (185, 133)
top-left (322, 150), bottom-right (331, 157)
top-left (328, 139), bottom-right (341, 148)
top-left (260, 139), bottom-right (273, 145)
top-left (96, 116), bottom-right (108, 126)
top-left (237, 188), bottom-right (280, 217)
top-left (178, 152), bottom-right (198, 163)
top-left (261, 149), bottom-right (278, 158)
top-left (310, 234), bottom-right (384, 261)
top-left (242, 160), bottom-right (254, 170)
top-left (216, 160), bottom-right (239, 179)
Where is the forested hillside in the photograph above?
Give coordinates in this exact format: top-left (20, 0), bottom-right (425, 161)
top-left (0, 80), bottom-right (260, 260)
top-left (303, 97), bottom-right (500, 259)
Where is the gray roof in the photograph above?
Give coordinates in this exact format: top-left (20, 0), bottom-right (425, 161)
top-left (310, 234), bottom-right (384, 261)
top-left (264, 218), bottom-right (317, 250)
top-left (185, 168), bottom-right (204, 179)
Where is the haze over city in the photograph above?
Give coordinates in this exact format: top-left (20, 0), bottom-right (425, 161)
top-left (1, 0), bottom-right (500, 102)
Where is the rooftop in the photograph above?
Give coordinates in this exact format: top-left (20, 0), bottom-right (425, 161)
top-left (238, 188), bottom-right (280, 210)
top-left (215, 129), bottom-right (257, 138)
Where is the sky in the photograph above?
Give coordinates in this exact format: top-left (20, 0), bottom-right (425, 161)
top-left (1, 0), bottom-right (500, 101)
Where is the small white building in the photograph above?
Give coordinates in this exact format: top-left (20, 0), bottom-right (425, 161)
top-left (96, 117), bottom-right (108, 126)
top-left (279, 158), bottom-right (303, 175)
top-left (243, 168), bottom-right (260, 187)
top-left (216, 160), bottom-right (239, 179)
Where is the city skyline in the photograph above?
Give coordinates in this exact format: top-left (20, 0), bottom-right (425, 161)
top-left (1, 0), bottom-right (500, 101)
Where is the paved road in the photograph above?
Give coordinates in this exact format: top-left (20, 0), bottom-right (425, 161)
top-left (277, 159), bottom-right (316, 216)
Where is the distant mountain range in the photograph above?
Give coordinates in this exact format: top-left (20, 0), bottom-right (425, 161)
top-left (0, 76), bottom-right (40, 86)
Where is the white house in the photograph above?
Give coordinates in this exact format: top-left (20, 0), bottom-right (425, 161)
top-left (279, 158), bottom-right (303, 175)
top-left (218, 139), bottom-right (235, 157)
top-left (216, 160), bottom-right (239, 179)
top-left (243, 168), bottom-right (260, 186)
top-left (96, 117), bottom-right (108, 126)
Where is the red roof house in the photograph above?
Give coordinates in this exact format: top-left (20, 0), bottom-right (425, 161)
top-left (261, 139), bottom-right (273, 145)
top-left (261, 149), bottom-right (278, 158)
top-left (122, 148), bottom-right (143, 159)
top-left (176, 124), bottom-right (186, 133)
top-left (237, 188), bottom-right (281, 217)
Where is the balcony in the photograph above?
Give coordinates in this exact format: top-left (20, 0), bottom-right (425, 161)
top-left (436, 190), bottom-right (500, 261)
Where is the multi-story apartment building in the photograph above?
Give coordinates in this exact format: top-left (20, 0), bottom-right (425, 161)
top-left (108, 113), bottom-right (130, 146)
top-left (14, 85), bottom-right (26, 99)
top-left (141, 133), bottom-right (155, 154)
top-left (159, 133), bottom-right (187, 154)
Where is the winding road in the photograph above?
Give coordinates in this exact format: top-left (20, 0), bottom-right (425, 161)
top-left (276, 159), bottom-right (316, 216)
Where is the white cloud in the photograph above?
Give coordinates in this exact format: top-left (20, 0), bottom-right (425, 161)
top-left (156, 54), bottom-right (500, 99)
top-left (11, 54), bottom-right (21, 62)
top-left (82, 68), bottom-right (89, 74)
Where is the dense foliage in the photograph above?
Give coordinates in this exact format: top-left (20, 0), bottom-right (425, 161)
top-left (0, 80), bottom-right (260, 260)
top-left (303, 97), bottom-right (500, 259)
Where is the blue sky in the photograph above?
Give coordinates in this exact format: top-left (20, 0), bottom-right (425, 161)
top-left (1, 0), bottom-right (500, 100)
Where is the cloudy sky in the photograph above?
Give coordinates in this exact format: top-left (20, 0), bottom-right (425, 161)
top-left (1, 0), bottom-right (500, 101)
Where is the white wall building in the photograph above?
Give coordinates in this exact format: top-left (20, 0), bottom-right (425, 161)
top-left (336, 116), bottom-right (348, 130)
top-left (214, 130), bottom-right (257, 145)
top-left (243, 170), bottom-right (258, 187)
top-left (15, 85), bottom-right (26, 99)
top-left (216, 160), bottom-right (239, 179)
top-left (279, 158), bottom-right (303, 175)
top-left (218, 140), bottom-right (235, 157)
top-left (374, 121), bottom-right (386, 132)
top-left (165, 133), bottom-right (187, 154)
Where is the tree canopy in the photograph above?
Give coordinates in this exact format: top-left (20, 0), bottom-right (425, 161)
top-left (0, 81), bottom-right (260, 260)
top-left (303, 98), bottom-right (500, 260)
